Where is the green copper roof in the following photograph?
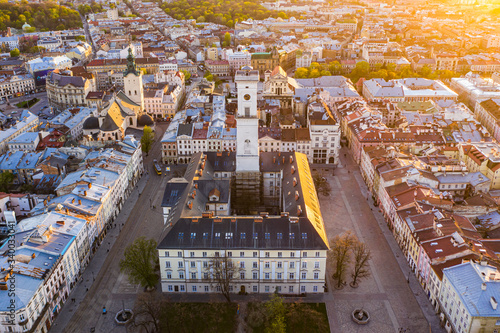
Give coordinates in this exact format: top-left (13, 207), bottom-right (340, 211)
top-left (124, 47), bottom-right (140, 76)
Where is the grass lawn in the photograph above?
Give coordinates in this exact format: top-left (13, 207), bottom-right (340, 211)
top-left (162, 302), bottom-right (237, 333)
top-left (15, 98), bottom-right (39, 108)
top-left (246, 301), bottom-right (330, 333)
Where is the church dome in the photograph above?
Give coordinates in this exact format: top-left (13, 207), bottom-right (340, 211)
top-left (83, 116), bottom-right (99, 130)
top-left (137, 114), bottom-right (154, 127)
top-left (22, 22), bottom-right (32, 31)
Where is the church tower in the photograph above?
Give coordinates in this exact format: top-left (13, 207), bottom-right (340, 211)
top-left (235, 66), bottom-right (260, 172)
top-left (123, 47), bottom-right (144, 110)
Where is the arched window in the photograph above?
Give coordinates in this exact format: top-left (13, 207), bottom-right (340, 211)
top-left (129, 91), bottom-right (131, 95)
top-left (135, 90), bottom-right (137, 95)
top-left (129, 118), bottom-right (133, 126)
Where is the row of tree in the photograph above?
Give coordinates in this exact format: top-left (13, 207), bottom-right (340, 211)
top-left (0, 2), bottom-right (82, 31)
top-left (159, 0), bottom-right (295, 27)
top-left (295, 61), bottom-right (464, 84)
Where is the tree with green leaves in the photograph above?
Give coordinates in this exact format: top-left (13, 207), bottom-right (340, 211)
top-left (204, 72), bottom-right (214, 82)
top-left (0, 172), bottom-right (14, 192)
top-left (329, 231), bottom-right (356, 289)
top-left (265, 294), bottom-right (286, 333)
top-left (294, 67), bottom-right (309, 78)
top-left (9, 48), bottom-right (20, 57)
top-left (180, 69), bottom-right (191, 81)
top-left (286, 302), bottom-right (330, 333)
top-left (328, 61), bottom-right (342, 74)
top-left (350, 238), bottom-right (371, 287)
top-left (141, 125), bottom-right (154, 155)
top-left (75, 35), bottom-right (86, 42)
top-left (204, 253), bottom-right (242, 302)
top-left (119, 237), bottom-right (159, 289)
top-left (350, 61), bottom-right (370, 83)
top-left (223, 32), bottom-right (231, 47)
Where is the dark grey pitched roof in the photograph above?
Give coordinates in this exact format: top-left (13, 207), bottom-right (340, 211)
top-left (177, 123), bottom-right (193, 137)
top-left (48, 71), bottom-right (86, 87)
top-left (205, 152), bottom-right (236, 172)
top-left (162, 180), bottom-right (189, 207)
top-left (157, 216), bottom-right (328, 250)
top-left (260, 151), bottom-right (292, 172)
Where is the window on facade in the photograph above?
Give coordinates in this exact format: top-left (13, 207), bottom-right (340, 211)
top-left (314, 272), bottom-right (319, 280)
top-left (178, 262), bottom-right (184, 268)
top-left (253, 262), bottom-right (258, 268)
top-left (204, 286), bottom-right (209, 292)
top-left (190, 251), bottom-right (195, 257)
top-left (314, 262), bottom-right (320, 269)
top-left (240, 272), bottom-right (245, 279)
top-left (301, 272), bottom-right (306, 279)
top-left (277, 262), bottom-right (282, 268)
top-left (253, 272), bottom-right (258, 279)
top-left (253, 286), bottom-right (258, 292)
top-left (180, 285), bottom-right (185, 292)
top-left (203, 252), bottom-right (207, 257)
top-left (191, 272), bottom-right (196, 279)
top-left (277, 273), bottom-right (282, 279)
top-left (168, 285), bottom-right (173, 291)
top-left (265, 286), bottom-right (270, 293)
top-left (290, 272), bottom-right (295, 279)
top-left (265, 262), bottom-right (270, 268)
top-left (192, 286), bottom-right (197, 292)
top-left (253, 251), bottom-right (258, 257)
top-left (167, 272), bottom-right (172, 279)
top-left (301, 286), bottom-right (306, 293)
top-left (190, 262), bottom-right (196, 268)
top-left (178, 251), bottom-right (182, 257)
top-left (265, 273), bottom-right (270, 280)
top-left (265, 252), bottom-right (270, 258)
top-left (179, 272), bottom-right (184, 279)
top-left (165, 261), bottom-right (170, 268)
top-left (313, 286), bottom-right (318, 292)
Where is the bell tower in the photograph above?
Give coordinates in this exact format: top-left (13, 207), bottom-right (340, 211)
top-left (123, 47), bottom-right (144, 111)
top-left (235, 66), bottom-right (259, 172)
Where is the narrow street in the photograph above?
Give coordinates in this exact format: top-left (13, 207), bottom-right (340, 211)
top-left (51, 123), bottom-right (169, 333)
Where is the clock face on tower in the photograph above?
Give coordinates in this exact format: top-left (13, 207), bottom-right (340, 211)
top-left (244, 94), bottom-right (251, 101)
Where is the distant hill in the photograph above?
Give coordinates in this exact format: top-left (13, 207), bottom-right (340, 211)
top-left (160, 0), bottom-right (294, 27)
top-left (0, 2), bottom-right (82, 32)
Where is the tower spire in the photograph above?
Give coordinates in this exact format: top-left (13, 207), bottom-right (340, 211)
top-left (124, 47), bottom-right (139, 76)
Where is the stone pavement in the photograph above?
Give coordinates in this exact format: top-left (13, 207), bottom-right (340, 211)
top-left (50, 173), bottom-right (151, 333)
top-left (50, 123), bottom-right (171, 333)
top-left (317, 147), bottom-right (444, 333)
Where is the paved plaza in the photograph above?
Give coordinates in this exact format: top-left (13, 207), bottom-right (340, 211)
top-left (319, 148), bottom-right (444, 333)
top-left (50, 142), bottom-right (445, 333)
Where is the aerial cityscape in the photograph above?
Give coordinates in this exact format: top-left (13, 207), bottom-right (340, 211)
top-left (0, 0), bottom-right (499, 332)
